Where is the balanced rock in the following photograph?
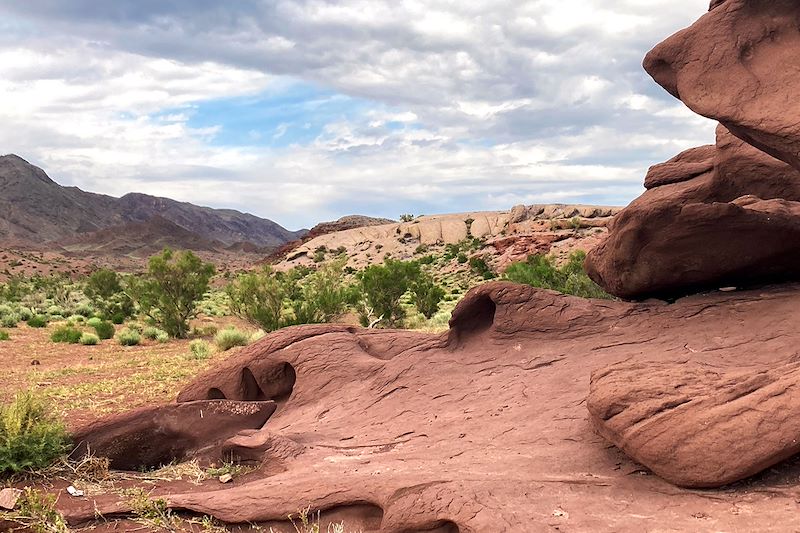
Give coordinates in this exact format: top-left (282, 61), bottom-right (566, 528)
top-left (644, 0), bottom-right (800, 171)
top-left (586, 124), bottom-right (800, 299)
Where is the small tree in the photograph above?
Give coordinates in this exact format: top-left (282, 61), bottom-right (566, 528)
top-left (289, 258), bottom-right (354, 325)
top-left (357, 259), bottom-right (420, 327)
top-left (410, 272), bottom-right (445, 319)
top-left (84, 268), bottom-right (134, 321)
top-left (226, 267), bottom-right (285, 332)
top-left (127, 249), bottom-right (215, 338)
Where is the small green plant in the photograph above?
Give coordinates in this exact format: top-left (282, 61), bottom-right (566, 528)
top-left (50, 325), bottom-right (82, 344)
top-left (469, 256), bottom-right (496, 280)
top-left (0, 313), bottom-right (19, 328)
top-left (456, 253), bottom-right (468, 264)
top-left (126, 488), bottom-right (178, 530)
top-left (79, 332), bottom-right (100, 346)
top-left (214, 327), bottom-right (249, 352)
top-left (8, 488), bottom-right (69, 533)
top-left (27, 315), bottom-right (48, 328)
top-left (0, 330), bottom-right (9, 341)
top-left (117, 328), bottom-right (141, 346)
top-left (17, 307), bottom-right (33, 321)
top-left (188, 339), bottom-right (212, 360)
top-left (399, 213), bottom-right (415, 222)
top-left (86, 317), bottom-right (103, 328)
top-left (0, 392), bottom-right (70, 474)
top-left (67, 314), bottom-right (86, 324)
top-left (92, 320), bottom-right (115, 340)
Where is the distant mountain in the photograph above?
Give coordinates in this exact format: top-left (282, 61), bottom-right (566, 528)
top-left (0, 154), bottom-right (305, 250)
top-left (60, 216), bottom-right (226, 257)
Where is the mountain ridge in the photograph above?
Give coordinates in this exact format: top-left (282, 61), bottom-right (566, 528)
top-left (0, 154), bottom-right (305, 249)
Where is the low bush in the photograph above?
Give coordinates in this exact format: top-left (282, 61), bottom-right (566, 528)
top-left (92, 320), bottom-right (115, 340)
top-left (74, 304), bottom-right (94, 317)
top-left (0, 330), bottom-right (9, 341)
top-left (214, 327), bottom-right (249, 352)
top-left (86, 317), bottom-right (103, 328)
top-left (0, 391), bottom-right (70, 474)
top-left (188, 339), bottom-right (211, 360)
top-left (1, 313), bottom-right (20, 328)
top-left (117, 328), bottom-right (141, 346)
top-left (79, 332), bottom-right (100, 346)
top-left (50, 325), bottom-right (82, 344)
top-left (143, 327), bottom-right (168, 341)
top-left (67, 314), bottom-right (86, 324)
top-left (0, 304), bottom-right (12, 317)
top-left (503, 251), bottom-right (611, 299)
top-left (191, 324), bottom-right (218, 338)
top-left (17, 307), bottom-right (33, 322)
top-left (46, 305), bottom-right (64, 317)
top-left (27, 315), bottom-right (48, 328)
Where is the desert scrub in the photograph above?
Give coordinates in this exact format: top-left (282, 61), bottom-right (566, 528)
top-left (6, 488), bottom-right (69, 533)
top-left (50, 325), bottom-right (82, 344)
top-left (91, 320), bottom-right (115, 340)
top-left (1, 313), bottom-right (19, 328)
top-left (503, 251), bottom-right (612, 299)
top-left (86, 317), bottom-right (103, 328)
top-left (143, 327), bottom-right (169, 342)
top-left (0, 392), bottom-right (70, 474)
top-left (16, 307), bottom-right (33, 321)
top-left (214, 327), bottom-right (249, 351)
top-left (0, 330), bottom-right (9, 341)
top-left (188, 339), bottom-right (212, 360)
top-left (117, 328), bottom-right (141, 346)
top-left (79, 332), bottom-right (100, 346)
top-left (26, 315), bottom-right (48, 328)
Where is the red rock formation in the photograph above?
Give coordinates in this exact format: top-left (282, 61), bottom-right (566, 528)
top-left (64, 283), bottom-right (800, 531)
top-left (644, 0), bottom-right (800, 171)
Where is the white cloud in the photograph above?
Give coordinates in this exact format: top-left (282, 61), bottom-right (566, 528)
top-left (0, 0), bottom-right (716, 229)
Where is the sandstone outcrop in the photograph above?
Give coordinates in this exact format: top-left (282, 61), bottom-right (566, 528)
top-left (64, 283), bottom-right (800, 531)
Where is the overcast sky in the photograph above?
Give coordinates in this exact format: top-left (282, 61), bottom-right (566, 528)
top-left (0, 0), bottom-right (714, 230)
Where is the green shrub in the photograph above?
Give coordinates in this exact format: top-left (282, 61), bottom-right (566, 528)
top-left (50, 325), bottom-right (82, 344)
top-left (191, 324), bottom-right (218, 337)
top-left (188, 339), bottom-right (211, 360)
top-left (86, 317), bottom-right (103, 328)
top-left (17, 307), bottom-right (33, 322)
top-left (84, 268), bottom-right (134, 322)
top-left (410, 273), bottom-right (446, 319)
top-left (142, 327), bottom-right (168, 341)
top-left (1, 313), bottom-right (20, 328)
top-left (214, 327), bottom-right (249, 351)
top-left (117, 328), bottom-right (141, 346)
top-left (92, 320), bottom-right (115, 340)
top-left (0, 391), bottom-right (70, 474)
top-left (126, 249), bottom-right (215, 338)
top-left (79, 332), bottom-right (100, 346)
top-left (27, 315), bottom-right (48, 328)
top-left (0, 330), bottom-right (9, 341)
top-left (46, 305), bottom-right (64, 317)
top-left (357, 258), bottom-right (421, 327)
top-left (469, 256), bottom-right (496, 280)
top-left (110, 312), bottom-right (126, 325)
top-left (67, 314), bottom-right (86, 324)
top-left (74, 304), bottom-right (94, 318)
top-left (456, 253), bottom-right (468, 264)
top-left (0, 304), bottom-right (13, 317)
top-left (155, 330), bottom-right (169, 343)
top-left (503, 251), bottom-right (611, 299)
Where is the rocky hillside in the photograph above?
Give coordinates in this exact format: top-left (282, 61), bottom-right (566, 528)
top-left (275, 204), bottom-right (621, 272)
top-left (0, 154), bottom-right (304, 249)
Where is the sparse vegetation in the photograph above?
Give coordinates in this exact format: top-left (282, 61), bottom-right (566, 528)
top-left (79, 332), bottom-right (100, 346)
top-left (50, 325), bottom-right (82, 344)
top-left (214, 327), bottom-right (249, 351)
top-left (117, 327), bottom-right (142, 346)
top-left (0, 392), bottom-right (70, 475)
top-left (503, 251), bottom-right (611, 299)
top-left (6, 488), bottom-right (69, 533)
top-left (188, 339), bottom-right (212, 360)
top-left (0, 330), bottom-right (9, 341)
top-left (91, 320), bottom-right (115, 340)
top-left (27, 315), bottom-right (48, 328)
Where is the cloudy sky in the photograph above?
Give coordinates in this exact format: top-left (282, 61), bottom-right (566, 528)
top-left (0, 0), bottom-right (714, 230)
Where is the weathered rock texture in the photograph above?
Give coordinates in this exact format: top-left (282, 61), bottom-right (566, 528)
top-left (66, 283), bottom-right (800, 531)
top-left (587, 0), bottom-right (800, 299)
